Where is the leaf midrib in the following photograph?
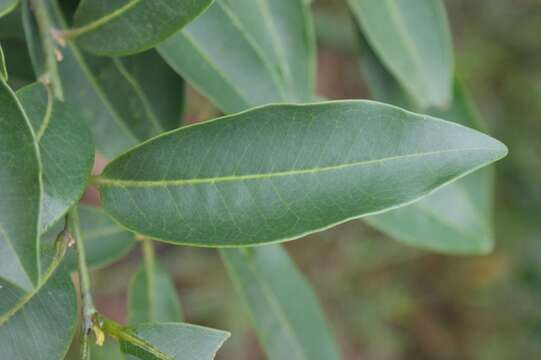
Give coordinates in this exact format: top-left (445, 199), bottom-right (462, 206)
top-left (96, 147), bottom-right (501, 188)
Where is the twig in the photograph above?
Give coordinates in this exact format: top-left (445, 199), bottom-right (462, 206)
top-left (30, 0), bottom-right (64, 100)
top-left (68, 207), bottom-right (96, 360)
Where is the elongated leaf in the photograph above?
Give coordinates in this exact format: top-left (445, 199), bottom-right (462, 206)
top-left (76, 205), bottom-right (136, 269)
top-left (0, 42), bottom-right (6, 80)
top-left (114, 323), bottom-right (229, 360)
top-left (222, 245), bottom-right (339, 359)
top-left (128, 260), bottom-right (183, 325)
top-left (358, 31), bottom-right (496, 254)
top-left (0, 264), bottom-right (77, 360)
top-left (95, 101), bottom-right (507, 247)
top-left (0, 0), bottom-right (17, 18)
top-left (158, 0), bottom-right (315, 113)
top-left (71, 0), bottom-right (214, 56)
top-left (22, 3), bottom-right (184, 159)
top-left (17, 83), bottom-right (95, 233)
top-left (348, 0), bottom-right (454, 109)
top-left (0, 79), bottom-right (41, 290)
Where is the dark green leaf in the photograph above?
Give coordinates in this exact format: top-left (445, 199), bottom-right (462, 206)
top-left (0, 264), bottom-right (78, 360)
top-left (158, 0), bottom-right (315, 113)
top-left (128, 260), bottom-right (183, 325)
top-left (358, 29), bottom-right (496, 254)
top-left (0, 79), bottom-right (41, 290)
top-left (0, 42), bottom-right (7, 80)
top-left (349, 0), bottom-right (454, 109)
top-left (16, 83), bottom-right (95, 233)
top-left (0, 0), bottom-right (18, 18)
top-left (22, 3), bottom-right (184, 159)
top-left (96, 101), bottom-right (507, 247)
top-left (71, 0), bottom-right (214, 56)
top-left (117, 323), bottom-right (229, 360)
top-left (222, 245), bottom-right (340, 359)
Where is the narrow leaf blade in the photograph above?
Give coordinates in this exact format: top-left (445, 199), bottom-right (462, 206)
top-left (97, 101), bottom-right (507, 247)
top-left (358, 28), bottom-right (497, 254)
top-left (0, 42), bottom-right (7, 80)
top-left (119, 323), bottom-right (229, 360)
top-left (72, 0), bottom-right (214, 56)
top-left (17, 83), bottom-right (95, 233)
top-left (158, 0), bottom-right (315, 113)
top-left (222, 245), bottom-right (340, 360)
top-left (0, 79), bottom-right (41, 290)
top-left (349, 0), bottom-right (454, 108)
top-left (128, 260), bottom-right (183, 324)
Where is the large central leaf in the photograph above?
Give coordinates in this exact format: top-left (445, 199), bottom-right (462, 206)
top-left (96, 101), bottom-right (507, 247)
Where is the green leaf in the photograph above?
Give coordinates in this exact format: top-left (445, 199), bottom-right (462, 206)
top-left (95, 101), bottom-right (507, 247)
top-left (110, 322), bottom-right (229, 360)
top-left (357, 29), bottom-right (497, 254)
top-left (22, 2), bottom-right (184, 159)
top-left (0, 0), bottom-right (18, 18)
top-left (77, 205), bottom-right (136, 270)
top-left (0, 264), bottom-right (78, 360)
top-left (158, 0), bottom-right (315, 113)
top-left (16, 83), bottom-right (95, 233)
top-left (128, 259), bottom-right (183, 325)
top-left (365, 83), bottom-right (495, 254)
top-left (0, 79), bottom-right (41, 290)
top-left (348, 0), bottom-right (454, 109)
top-left (0, 42), bottom-right (7, 80)
top-left (71, 0), bottom-right (214, 56)
top-left (221, 245), bottom-right (340, 359)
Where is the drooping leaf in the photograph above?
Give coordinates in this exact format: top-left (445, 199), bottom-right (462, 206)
top-left (158, 0), bottom-right (315, 113)
top-left (95, 101), bottom-right (507, 247)
top-left (0, 42), bottom-right (7, 80)
top-left (16, 83), bottom-right (95, 233)
top-left (22, 2), bottom-right (184, 159)
top-left (0, 0), bottom-right (18, 18)
top-left (105, 322), bottom-right (229, 360)
top-left (0, 264), bottom-right (78, 360)
top-left (348, 0), bottom-right (454, 109)
top-left (0, 79), bottom-right (41, 290)
top-left (358, 30), bottom-right (496, 254)
top-left (128, 260), bottom-right (183, 325)
top-left (222, 245), bottom-right (340, 359)
top-left (71, 0), bottom-right (214, 56)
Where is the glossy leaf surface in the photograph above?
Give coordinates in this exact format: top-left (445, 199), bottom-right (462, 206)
top-left (222, 245), bottom-right (339, 359)
top-left (0, 264), bottom-right (77, 360)
top-left (17, 83), bottom-right (94, 233)
top-left (128, 260), bottom-right (183, 324)
top-left (358, 32), bottom-right (496, 254)
top-left (349, 0), bottom-right (454, 108)
top-left (97, 101), bottom-right (507, 247)
top-left (118, 323), bottom-right (229, 360)
top-left (0, 79), bottom-right (41, 290)
top-left (158, 0), bottom-right (315, 113)
top-left (0, 0), bottom-right (17, 18)
top-left (72, 0), bottom-right (214, 56)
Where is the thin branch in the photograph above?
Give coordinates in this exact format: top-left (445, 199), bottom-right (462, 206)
top-left (68, 207), bottom-right (96, 360)
top-left (142, 238), bottom-right (156, 321)
top-left (30, 0), bottom-right (64, 100)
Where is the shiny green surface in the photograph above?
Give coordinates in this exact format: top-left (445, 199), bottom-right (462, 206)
top-left (97, 101), bottom-right (506, 247)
